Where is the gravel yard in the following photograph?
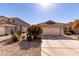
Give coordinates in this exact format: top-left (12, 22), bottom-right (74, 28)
top-left (0, 35), bottom-right (41, 56)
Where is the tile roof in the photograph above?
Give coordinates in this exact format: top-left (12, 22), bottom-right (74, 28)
top-left (37, 20), bottom-right (66, 27)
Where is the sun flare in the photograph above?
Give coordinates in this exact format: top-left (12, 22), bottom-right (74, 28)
top-left (40, 3), bottom-right (50, 8)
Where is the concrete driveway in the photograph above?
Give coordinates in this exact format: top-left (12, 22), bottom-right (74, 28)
top-left (0, 35), bottom-right (12, 41)
top-left (41, 35), bottom-right (79, 56)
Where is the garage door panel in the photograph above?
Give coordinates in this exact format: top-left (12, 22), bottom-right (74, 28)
top-left (42, 27), bottom-right (61, 35)
top-left (0, 27), bottom-right (5, 35)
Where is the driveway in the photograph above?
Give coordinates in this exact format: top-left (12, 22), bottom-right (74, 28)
top-left (41, 35), bottom-right (79, 56)
top-left (0, 35), bottom-right (12, 41)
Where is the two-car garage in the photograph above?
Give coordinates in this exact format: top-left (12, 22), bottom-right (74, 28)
top-left (38, 24), bottom-right (64, 36)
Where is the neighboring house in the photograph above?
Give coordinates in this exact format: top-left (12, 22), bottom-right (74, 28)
top-left (0, 16), bottom-right (29, 35)
top-left (37, 20), bottom-right (66, 35)
top-left (9, 17), bottom-right (29, 33)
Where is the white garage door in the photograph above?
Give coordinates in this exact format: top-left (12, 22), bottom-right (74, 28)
top-left (42, 27), bottom-right (62, 35)
top-left (0, 27), bottom-right (5, 35)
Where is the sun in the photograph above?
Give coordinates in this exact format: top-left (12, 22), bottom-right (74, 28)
top-left (40, 3), bottom-right (50, 8)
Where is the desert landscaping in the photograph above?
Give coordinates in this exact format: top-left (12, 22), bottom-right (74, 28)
top-left (0, 35), bottom-right (41, 56)
top-left (0, 17), bottom-right (79, 56)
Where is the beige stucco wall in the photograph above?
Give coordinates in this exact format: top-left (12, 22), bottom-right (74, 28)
top-left (38, 24), bottom-right (64, 35)
top-left (0, 27), bottom-right (5, 35)
top-left (42, 27), bottom-right (63, 35)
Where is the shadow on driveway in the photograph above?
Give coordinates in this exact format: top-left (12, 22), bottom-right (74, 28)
top-left (0, 35), bottom-right (15, 45)
top-left (42, 35), bottom-right (75, 40)
top-left (0, 39), bottom-right (15, 45)
top-left (19, 39), bottom-right (42, 56)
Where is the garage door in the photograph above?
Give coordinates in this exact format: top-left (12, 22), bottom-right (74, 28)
top-left (0, 27), bottom-right (5, 35)
top-left (42, 27), bottom-right (62, 35)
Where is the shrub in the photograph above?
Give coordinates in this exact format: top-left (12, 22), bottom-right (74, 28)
top-left (64, 26), bottom-right (75, 35)
top-left (77, 36), bottom-right (79, 40)
top-left (64, 32), bottom-right (72, 35)
top-left (12, 33), bottom-right (19, 42)
top-left (11, 30), bottom-right (21, 42)
top-left (21, 35), bottom-right (26, 40)
top-left (17, 30), bottom-right (21, 36)
top-left (11, 30), bottom-right (14, 35)
top-left (27, 25), bottom-right (43, 41)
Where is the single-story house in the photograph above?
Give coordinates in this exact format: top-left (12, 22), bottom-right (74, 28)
top-left (38, 20), bottom-right (66, 35)
top-left (0, 16), bottom-right (30, 35)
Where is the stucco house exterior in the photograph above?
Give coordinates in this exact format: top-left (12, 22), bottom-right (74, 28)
top-left (38, 20), bottom-right (66, 36)
top-left (0, 16), bottom-right (29, 35)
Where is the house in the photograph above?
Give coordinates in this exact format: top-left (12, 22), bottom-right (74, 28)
top-left (37, 20), bottom-right (66, 35)
top-left (0, 16), bottom-right (30, 35)
top-left (9, 17), bottom-right (30, 33)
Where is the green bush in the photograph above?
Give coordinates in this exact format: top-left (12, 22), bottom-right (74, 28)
top-left (64, 32), bottom-right (72, 35)
top-left (12, 33), bottom-right (19, 42)
top-left (11, 30), bottom-right (14, 35)
top-left (77, 36), bottom-right (79, 39)
top-left (17, 30), bottom-right (21, 36)
top-left (11, 30), bottom-right (21, 42)
top-left (21, 35), bottom-right (25, 39)
top-left (63, 27), bottom-right (75, 35)
top-left (27, 25), bottom-right (43, 41)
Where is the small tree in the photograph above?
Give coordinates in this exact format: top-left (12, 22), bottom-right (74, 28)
top-left (27, 25), bottom-right (43, 41)
top-left (71, 20), bottom-right (79, 39)
top-left (72, 20), bottom-right (79, 33)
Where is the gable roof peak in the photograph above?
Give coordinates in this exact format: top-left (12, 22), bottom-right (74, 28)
top-left (45, 20), bottom-right (56, 24)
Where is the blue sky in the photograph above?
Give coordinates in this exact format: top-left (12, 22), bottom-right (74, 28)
top-left (0, 3), bottom-right (79, 24)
